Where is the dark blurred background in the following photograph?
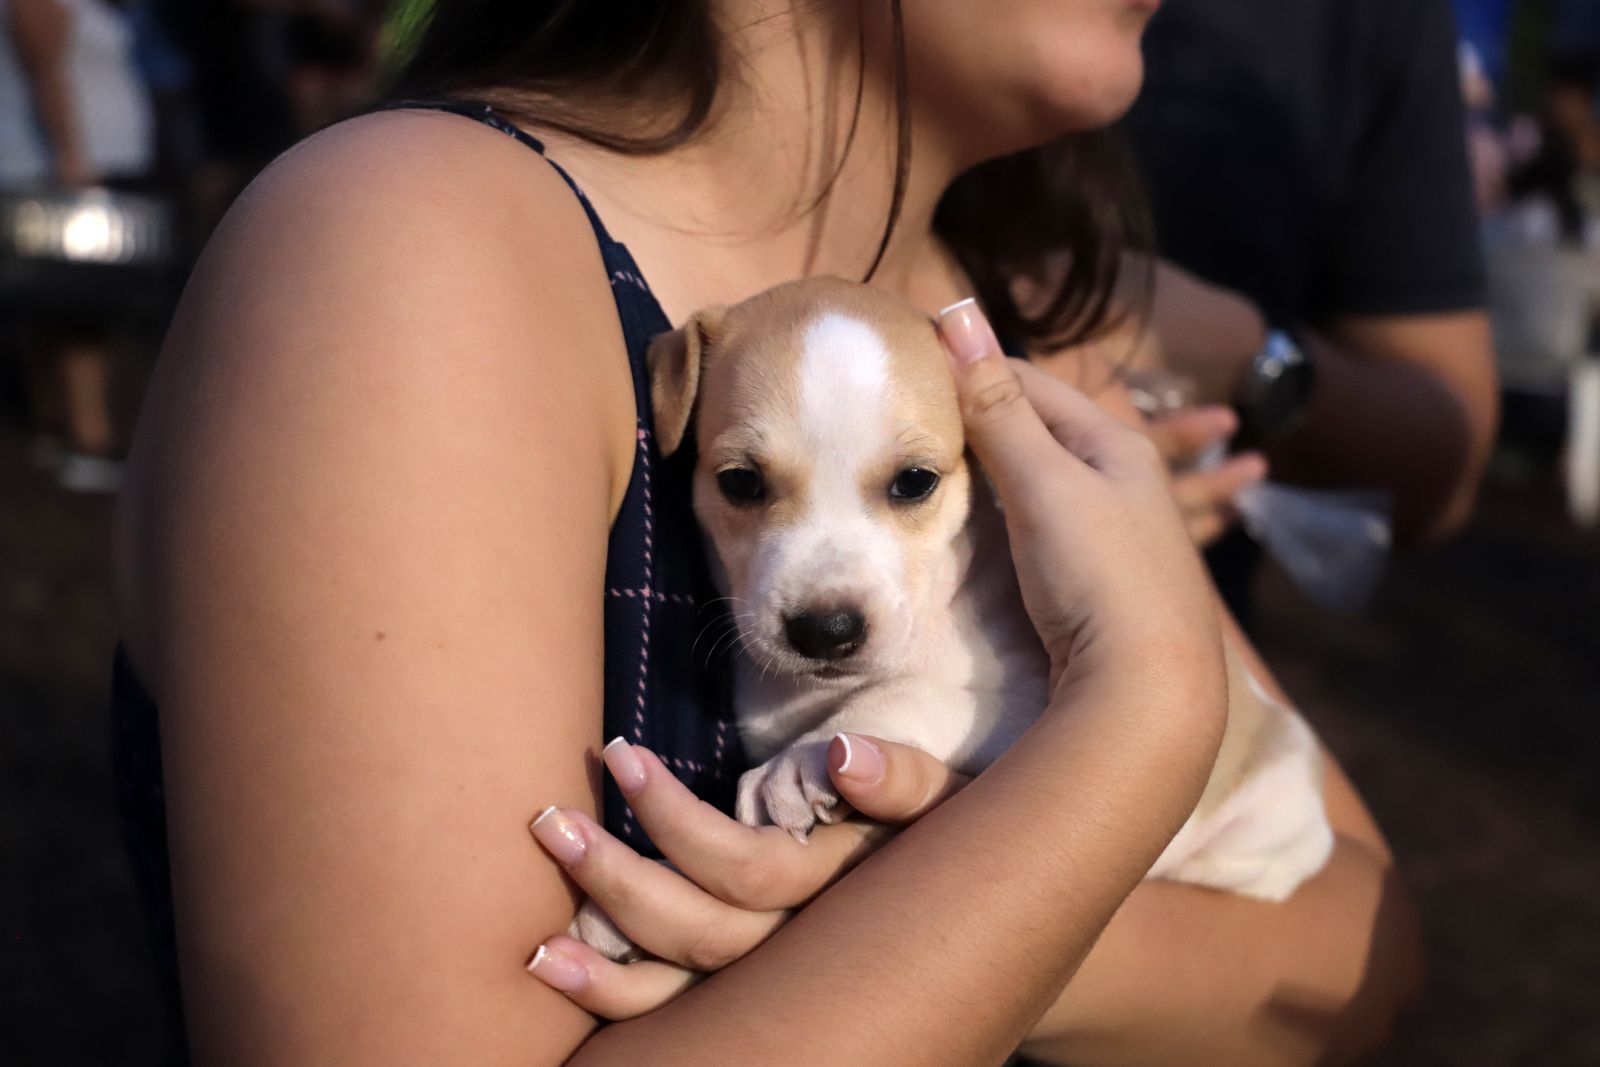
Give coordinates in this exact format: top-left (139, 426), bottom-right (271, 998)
top-left (2, 1), bottom-right (1598, 1064)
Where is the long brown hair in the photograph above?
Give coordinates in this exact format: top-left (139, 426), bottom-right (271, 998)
top-left (391, 0), bottom-right (1148, 352)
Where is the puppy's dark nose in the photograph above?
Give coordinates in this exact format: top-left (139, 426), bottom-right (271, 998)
top-left (784, 608), bottom-right (867, 661)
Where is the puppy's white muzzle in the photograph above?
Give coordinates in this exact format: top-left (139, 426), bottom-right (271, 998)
top-left (741, 513), bottom-right (912, 677)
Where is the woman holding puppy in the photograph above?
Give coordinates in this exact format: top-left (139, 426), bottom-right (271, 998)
top-left (112, 2), bottom-right (1418, 1063)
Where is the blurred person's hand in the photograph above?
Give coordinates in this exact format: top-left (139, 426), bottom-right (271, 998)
top-left (1094, 251), bottom-right (1496, 546)
top-left (1147, 406), bottom-right (1268, 546)
top-left (1032, 339), bottom-right (1265, 549)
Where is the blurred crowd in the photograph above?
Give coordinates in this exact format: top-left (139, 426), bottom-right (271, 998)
top-left (1, 0), bottom-right (387, 491)
top-left (1458, 0), bottom-right (1600, 524)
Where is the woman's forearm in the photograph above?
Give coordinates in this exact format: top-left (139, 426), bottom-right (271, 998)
top-left (1021, 836), bottom-right (1419, 1067)
top-left (572, 670), bottom-right (1223, 1065)
top-left (1018, 608), bottom-right (1419, 1067)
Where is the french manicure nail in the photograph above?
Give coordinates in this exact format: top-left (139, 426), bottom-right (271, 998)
top-left (937, 298), bottom-right (996, 365)
top-left (603, 736), bottom-right (648, 795)
top-left (530, 806), bottom-right (587, 867)
top-left (832, 733), bottom-right (885, 784)
top-left (527, 943), bottom-right (590, 993)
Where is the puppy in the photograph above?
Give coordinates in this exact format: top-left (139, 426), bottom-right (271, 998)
top-left (658, 276), bottom-right (1332, 888)
top-left (575, 278), bottom-right (1332, 956)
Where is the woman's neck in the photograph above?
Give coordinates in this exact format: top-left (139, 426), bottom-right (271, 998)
top-left (525, 4), bottom-right (973, 320)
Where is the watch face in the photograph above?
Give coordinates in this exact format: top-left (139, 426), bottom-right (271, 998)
top-left (1239, 331), bottom-right (1315, 437)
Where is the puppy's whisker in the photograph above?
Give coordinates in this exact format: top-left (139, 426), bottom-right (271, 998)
top-left (689, 618), bottom-right (731, 663)
top-left (718, 619), bottom-right (758, 668)
top-left (717, 634), bottom-right (745, 668)
top-left (703, 626), bottom-right (740, 668)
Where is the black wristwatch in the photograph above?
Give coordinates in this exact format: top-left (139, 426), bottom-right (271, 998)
top-left (1233, 328), bottom-right (1316, 443)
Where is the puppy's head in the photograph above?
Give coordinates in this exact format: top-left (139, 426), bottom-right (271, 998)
top-left (650, 277), bottom-right (971, 680)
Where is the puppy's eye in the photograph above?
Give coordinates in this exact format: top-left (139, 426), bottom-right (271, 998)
top-left (888, 467), bottom-right (940, 502)
top-left (717, 467), bottom-right (765, 504)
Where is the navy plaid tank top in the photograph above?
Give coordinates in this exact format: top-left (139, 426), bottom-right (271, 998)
top-left (110, 102), bottom-right (742, 1053)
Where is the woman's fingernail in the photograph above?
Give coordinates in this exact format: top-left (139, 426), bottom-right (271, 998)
top-left (530, 806), bottom-right (587, 867)
top-left (1238, 453), bottom-right (1269, 483)
top-left (527, 943), bottom-right (590, 993)
top-left (937, 298), bottom-right (997, 365)
top-left (832, 733), bottom-right (885, 785)
top-left (603, 736), bottom-right (648, 796)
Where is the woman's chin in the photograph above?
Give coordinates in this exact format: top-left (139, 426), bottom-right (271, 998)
top-left (1033, 52), bottom-right (1147, 133)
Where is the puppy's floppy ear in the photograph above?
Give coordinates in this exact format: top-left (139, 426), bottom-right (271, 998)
top-left (648, 306), bottom-right (725, 457)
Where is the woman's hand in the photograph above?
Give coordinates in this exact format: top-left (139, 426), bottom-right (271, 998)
top-left (527, 735), bottom-right (970, 1019)
top-left (1145, 405), bottom-right (1268, 547)
top-left (938, 300), bottom-right (1221, 696)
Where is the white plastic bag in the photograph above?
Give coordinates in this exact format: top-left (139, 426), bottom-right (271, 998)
top-left (1132, 372), bottom-right (1394, 612)
top-left (1233, 483), bottom-right (1392, 613)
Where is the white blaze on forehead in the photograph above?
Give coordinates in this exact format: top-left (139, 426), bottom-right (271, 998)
top-left (771, 308), bottom-right (903, 613)
top-left (797, 312), bottom-right (895, 462)
top-left (748, 310), bottom-right (911, 650)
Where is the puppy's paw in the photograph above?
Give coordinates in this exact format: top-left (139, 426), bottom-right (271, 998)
top-left (568, 899), bottom-right (643, 962)
top-left (735, 740), bottom-right (849, 839)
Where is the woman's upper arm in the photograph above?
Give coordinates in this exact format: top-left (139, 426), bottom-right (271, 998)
top-left (124, 113), bottom-right (636, 1065)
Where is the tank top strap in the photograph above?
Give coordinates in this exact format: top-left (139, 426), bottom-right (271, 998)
top-left (385, 101), bottom-right (616, 244)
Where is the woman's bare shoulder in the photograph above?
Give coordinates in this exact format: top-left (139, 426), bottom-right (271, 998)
top-left (117, 107), bottom-right (639, 681)
top-left (241, 106), bottom-right (593, 246)
top-left (173, 105), bottom-right (632, 391)
top-left (183, 107), bottom-right (633, 383)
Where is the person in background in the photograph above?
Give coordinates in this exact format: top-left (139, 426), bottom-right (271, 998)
top-left (1103, 0), bottom-right (1500, 619)
top-left (1450, 0), bottom-right (1518, 208)
top-left (1, 0), bottom-right (156, 490)
top-left (1516, 0), bottom-right (1600, 233)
